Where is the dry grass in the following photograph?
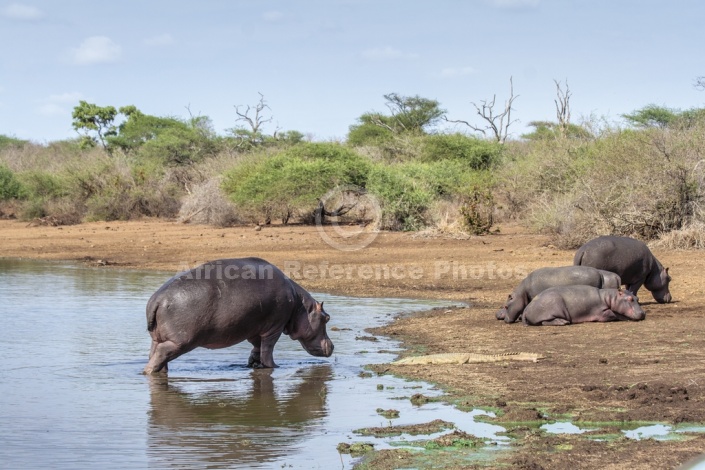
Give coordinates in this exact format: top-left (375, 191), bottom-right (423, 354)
top-left (650, 222), bottom-right (705, 249)
top-left (177, 177), bottom-right (239, 227)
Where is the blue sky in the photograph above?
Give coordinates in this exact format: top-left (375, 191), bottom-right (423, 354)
top-left (1, 0), bottom-right (703, 143)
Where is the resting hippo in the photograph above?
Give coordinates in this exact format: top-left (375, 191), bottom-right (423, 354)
top-left (143, 257), bottom-right (334, 374)
top-left (573, 236), bottom-right (672, 303)
top-left (496, 266), bottom-right (622, 323)
top-left (522, 286), bottom-right (645, 326)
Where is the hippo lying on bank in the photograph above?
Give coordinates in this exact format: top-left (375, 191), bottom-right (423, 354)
top-left (496, 266), bottom-right (622, 323)
top-left (143, 257), bottom-right (334, 374)
top-left (573, 235), bottom-right (672, 303)
top-left (522, 286), bottom-right (645, 326)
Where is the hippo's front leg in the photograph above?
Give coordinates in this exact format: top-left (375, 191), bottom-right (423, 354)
top-left (247, 332), bottom-right (282, 368)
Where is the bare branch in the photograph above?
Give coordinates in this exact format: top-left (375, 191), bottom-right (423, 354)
top-left (554, 79), bottom-right (572, 137)
top-left (695, 76), bottom-right (705, 91)
top-left (233, 92), bottom-right (273, 134)
top-left (445, 77), bottom-right (519, 143)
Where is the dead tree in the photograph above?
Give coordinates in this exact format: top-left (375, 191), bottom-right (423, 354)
top-left (554, 79), bottom-right (572, 137)
top-left (446, 77), bottom-right (519, 143)
top-left (233, 92), bottom-right (273, 135)
top-left (696, 76), bottom-right (705, 91)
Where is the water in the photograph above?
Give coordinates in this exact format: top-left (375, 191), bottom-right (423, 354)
top-left (0, 259), bottom-right (501, 469)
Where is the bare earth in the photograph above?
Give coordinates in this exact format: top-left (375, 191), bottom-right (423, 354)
top-left (2, 218), bottom-right (704, 469)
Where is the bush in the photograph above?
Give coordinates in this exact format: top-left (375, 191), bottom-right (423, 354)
top-left (0, 165), bottom-right (23, 200)
top-left (178, 178), bottom-right (239, 227)
top-left (222, 143), bottom-right (371, 224)
top-left (504, 121), bottom-right (705, 244)
top-left (366, 165), bottom-right (433, 231)
top-left (420, 133), bottom-right (503, 170)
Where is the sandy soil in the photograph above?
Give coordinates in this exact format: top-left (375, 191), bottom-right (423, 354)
top-left (2, 218), bottom-right (704, 469)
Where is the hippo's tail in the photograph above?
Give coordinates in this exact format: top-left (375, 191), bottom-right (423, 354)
top-left (146, 297), bottom-right (160, 332)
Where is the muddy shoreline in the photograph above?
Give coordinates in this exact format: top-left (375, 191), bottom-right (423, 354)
top-left (2, 219), bottom-right (705, 469)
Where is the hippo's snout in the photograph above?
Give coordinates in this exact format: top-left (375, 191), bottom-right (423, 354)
top-left (322, 338), bottom-right (334, 357)
top-left (302, 337), bottom-right (334, 357)
top-left (656, 292), bottom-right (672, 304)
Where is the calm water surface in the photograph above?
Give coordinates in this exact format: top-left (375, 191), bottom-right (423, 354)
top-left (0, 259), bottom-right (504, 469)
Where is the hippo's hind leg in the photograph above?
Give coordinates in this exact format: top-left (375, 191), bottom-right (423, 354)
top-left (247, 337), bottom-right (263, 368)
top-left (143, 340), bottom-right (193, 375)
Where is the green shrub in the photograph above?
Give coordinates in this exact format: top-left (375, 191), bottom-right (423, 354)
top-left (420, 133), bottom-right (503, 169)
top-left (366, 164), bottom-right (433, 231)
top-left (222, 143), bottom-right (370, 223)
top-left (0, 165), bottom-right (23, 200)
top-left (18, 171), bottom-right (68, 198)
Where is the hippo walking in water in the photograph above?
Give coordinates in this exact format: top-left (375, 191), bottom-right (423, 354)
top-left (522, 286), bottom-right (645, 326)
top-left (497, 266), bottom-right (622, 323)
top-left (143, 257), bottom-right (334, 374)
top-left (573, 236), bottom-right (672, 303)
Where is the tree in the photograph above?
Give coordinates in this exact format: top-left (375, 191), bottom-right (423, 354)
top-left (376, 93), bottom-right (446, 134)
top-left (228, 92), bottom-right (273, 148)
top-left (622, 105), bottom-right (679, 129)
top-left (554, 79), bottom-right (571, 138)
top-left (446, 77), bottom-right (518, 143)
top-left (347, 94), bottom-right (445, 149)
top-left (71, 101), bottom-right (118, 150)
top-left (695, 76), bottom-right (705, 91)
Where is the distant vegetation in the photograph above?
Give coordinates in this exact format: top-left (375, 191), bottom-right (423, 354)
top-left (1, 87), bottom-right (705, 248)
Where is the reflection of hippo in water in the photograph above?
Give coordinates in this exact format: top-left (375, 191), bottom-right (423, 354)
top-left (573, 236), bottom-right (672, 303)
top-left (143, 257), bottom-right (334, 374)
top-left (496, 266), bottom-right (622, 323)
top-left (522, 286), bottom-right (645, 326)
top-left (147, 365), bottom-right (333, 466)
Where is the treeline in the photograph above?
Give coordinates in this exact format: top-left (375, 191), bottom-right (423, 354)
top-left (1, 94), bottom-right (704, 248)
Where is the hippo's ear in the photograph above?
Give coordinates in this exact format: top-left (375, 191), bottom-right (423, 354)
top-left (316, 301), bottom-right (323, 312)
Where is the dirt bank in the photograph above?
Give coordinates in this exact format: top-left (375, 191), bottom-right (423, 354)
top-left (2, 219), bottom-right (704, 469)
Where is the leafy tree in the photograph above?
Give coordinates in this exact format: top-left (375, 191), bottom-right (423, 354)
top-left (622, 105), bottom-right (679, 129)
top-left (521, 121), bottom-right (593, 141)
top-left (348, 93), bottom-right (445, 146)
top-left (380, 93), bottom-right (446, 133)
top-left (71, 101), bottom-right (118, 149)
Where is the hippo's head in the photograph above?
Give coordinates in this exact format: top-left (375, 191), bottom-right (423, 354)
top-left (501, 293), bottom-right (524, 324)
top-left (290, 301), bottom-right (334, 358)
top-left (614, 290), bottom-right (646, 321)
top-left (647, 267), bottom-right (672, 304)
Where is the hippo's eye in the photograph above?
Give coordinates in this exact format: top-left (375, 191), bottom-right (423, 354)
top-left (322, 313), bottom-right (330, 323)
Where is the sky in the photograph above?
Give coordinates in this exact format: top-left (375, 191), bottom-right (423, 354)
top-left (1, 0), bottom-right (704, 143)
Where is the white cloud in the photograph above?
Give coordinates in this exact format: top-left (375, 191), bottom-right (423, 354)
top-left (440, 66), bottom-right (476, 78)
top-left (487, 0), bottom-right (539, 9)
top-left (69, 36), bottom-right (122, 65)
top-left (361, 46), bottom-right (419, 61)
top-left (47, 92), bottom-right (83, 103)
top-left (37, 103), bottom-right (66, 117)
top-left (144, 33), bottom-right (175, 47)
top-left (262, 10), bottom-right (284, 22)
top-left (1, 3), bottom-right (43, 20)
top-left (36, 92), bottom-right (84, 117)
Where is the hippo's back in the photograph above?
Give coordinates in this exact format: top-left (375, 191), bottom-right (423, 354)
top-left (573, 236), bottom-right (651, 285)
top-left (146, 257), bottom-right (296, 334)
top-left (525, 266), bottom-right (617, 297)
